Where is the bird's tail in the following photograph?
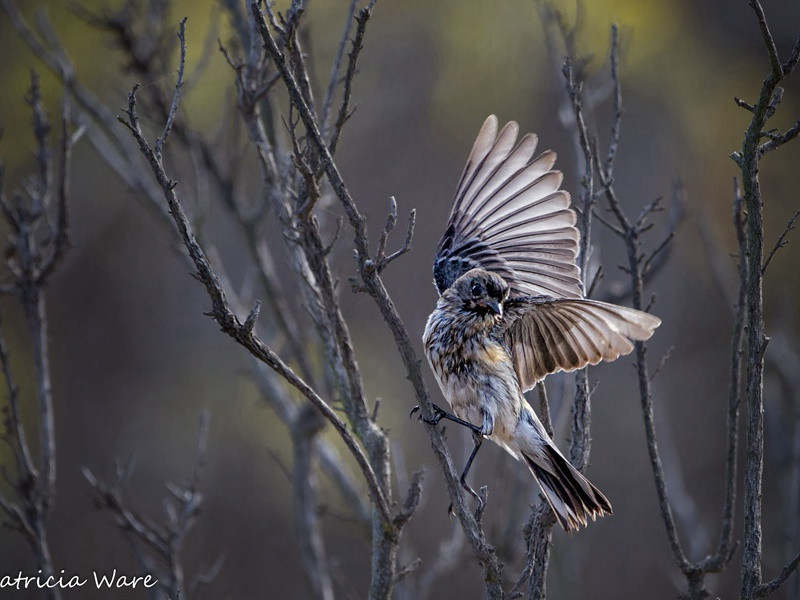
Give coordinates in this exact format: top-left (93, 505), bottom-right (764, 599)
top-left (521, 438), bottom-right (612, 532)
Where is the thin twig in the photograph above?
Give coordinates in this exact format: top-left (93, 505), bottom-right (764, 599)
top-left (155, 18), bottom-right (187, 161)
top-left (762, 207), bottom-right (800, 274)
top-left (759, 117), bottom-right (800, 156)
top-left (320, 0), bottom-right (359, 136)
top-left (701, 179), bottom-right (747, 575)
top-left (756, 550), bottom-right (800, 597)
top-left (749, 0), bottom-right (782, 77)
top-left (328, 7), bottom-right (371, 157)
top-left (605, 24), bottom-right (622, 174)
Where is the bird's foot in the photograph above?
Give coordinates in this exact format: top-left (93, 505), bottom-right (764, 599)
top-left (410, 403), bottom-right (453, 427)
top-left (447, 482), bottom-right (486, 518)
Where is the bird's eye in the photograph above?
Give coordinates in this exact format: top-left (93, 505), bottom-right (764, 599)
top-left (470, 282), bottom-right (483, 297)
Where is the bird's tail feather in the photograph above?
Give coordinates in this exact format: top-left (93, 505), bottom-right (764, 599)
top-left (522, 443), bottom-right (612, 532)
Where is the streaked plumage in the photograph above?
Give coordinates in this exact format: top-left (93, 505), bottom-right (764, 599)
top-left (423, 116), bottom-right (661, 531)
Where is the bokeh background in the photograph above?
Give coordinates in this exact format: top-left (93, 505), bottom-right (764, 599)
top-left (1, 1), bottom-right (800, 598)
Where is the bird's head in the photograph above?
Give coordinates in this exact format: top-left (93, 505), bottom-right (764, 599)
top-left (450, 268), bottom-right (509, 319)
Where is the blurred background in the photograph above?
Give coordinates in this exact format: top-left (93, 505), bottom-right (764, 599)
top-left (1, 0), bottom-right (800, 598)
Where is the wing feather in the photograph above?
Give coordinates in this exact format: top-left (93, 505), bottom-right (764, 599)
top-left (503, 297), bottom-right (661, 390)
top-left (433, 116), bottom-right (583, 298)
top-left (455, 121), bottom-right (520, 224)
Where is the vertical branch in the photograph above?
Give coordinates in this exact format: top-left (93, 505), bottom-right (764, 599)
top-left (292, 404), bottom-right (335, 600)
top-left (597, 117), bottom-right (700, 597)
top-left (739, 88), bottom-right (768, 600)
top-left (21, 77), bottom-right (57, 503)
top-left (526, 509), bottom-right (555, 600)
top-left (0, 312), bottom-right (36, 479)
top-left (593, 22), bottom-right (714, 600)
top-left (320, 0), bottom-right (359, 137)
top-left (524, 11), bottom-right (605, 599)
top-left (0, 73), bottom-right (74, 600)
top-left (560, 10), bottom-right (599, 481)
top-left (734, 3), bottom-right (800, 597)
top-left (22, 262), bottom-right (59, 591)
top-left (700, 180), bottom-right (746, 574)
top-left (154, 18), bottom-right (187, 161)
top-left (327, 8), bottom-right (370, 157)
top-left (562, 57), bottom-right (595, 279)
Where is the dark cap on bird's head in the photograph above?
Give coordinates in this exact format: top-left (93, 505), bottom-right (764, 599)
top-left (450, 268), bottom-right (509, 317)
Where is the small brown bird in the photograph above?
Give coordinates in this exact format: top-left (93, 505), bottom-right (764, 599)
top-left (422, 115), bottom-right (661, 531)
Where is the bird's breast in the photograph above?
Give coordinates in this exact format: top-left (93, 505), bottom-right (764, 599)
top-left (423, 306), bottom-right (522, 436)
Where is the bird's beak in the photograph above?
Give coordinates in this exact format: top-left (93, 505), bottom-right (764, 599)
top-left (487, 300), bottom-right (502, 316)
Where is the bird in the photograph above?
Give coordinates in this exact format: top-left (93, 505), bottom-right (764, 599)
top-left (421, 115), bottom-right (661, 532)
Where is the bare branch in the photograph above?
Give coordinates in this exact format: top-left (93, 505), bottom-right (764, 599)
top-left (373, 197), bottom-right (416, 273)
top-left (0, 310), bottom-right (36, 480)
top-left (782, 34), bottom-right (800, 75)
top-left (154, 17), bottom-right (188, 161)
top-left (586, 264), bottom-right (604, 298)
top-left (536, 381), bottom-right (554, 439)
top-left (84, 412), bottom-right (217, 599)
top-left (762, 207), bottom-right (800, 274)
top-left (643, 230), bottom-right (675, 277)
top-left (244, 299), bottom-right (262, 333)
top-left (736, 3), bottom-right (799, 595)
top-left (766, 86), bottom-right (783, 118)
top-left (562, 55), bottom-right (595, 274)
top-left (328, 6), bottom-right (371, 156)
top-left (757, 550), bottom-right (800, 597)
top-left (758, 117), bottom-right (800, 156)
top-left (605, 23), bottom-right (622, 174)
top-left (701, 179), bottom-right (747, 574)
top-left (291, 404), bottom-right (335, 600)
top-left (736, 96), bottom-right (757, 112)
top-left (393, 470), bottom-right (424, 527)
top-left (321, 0), bottom-right (359, 135)
top-left (83, 466), bottom-right (171, 563)
top-left (509, 502), bottom-right (556, 600)
top-left (604, 158), bottom-right (692, 578)
top-left (590, 206), bottom-right (625, 237)
top-left (37, 95), bottom-right (73, 285)
top-left (749, 0), bottom-right (781, 77)
top-left (117, 81), bottom-right (392, 525)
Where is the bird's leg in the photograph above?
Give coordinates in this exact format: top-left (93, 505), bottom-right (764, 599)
top-left (449, 409), bottom-right (494, 515)
top-left (410, 403), bottom-right (483, 435)
top-left (479, 409), bottom-right (494, 437)
top-left (459, 409), bottom-right (493, 491)
top-left (446, 433), bottom-right (484, 515)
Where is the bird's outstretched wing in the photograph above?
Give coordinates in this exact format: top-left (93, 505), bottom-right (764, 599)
top-left (501, 296), bottom-right (661, 391)
top-left (434, 115), bottom-right (661, 390)
top-left (433, 115), bottom-right (583, 299)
